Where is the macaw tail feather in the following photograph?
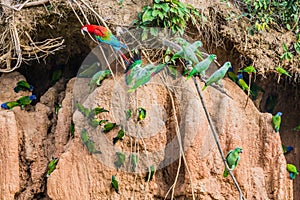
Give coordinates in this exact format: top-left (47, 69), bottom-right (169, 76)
top-left (117, 50), bottom-right (130, 64)
top-left (223, 168), bottom-right (229, 177)
top-left (202, 85), bottom-right (207, 91)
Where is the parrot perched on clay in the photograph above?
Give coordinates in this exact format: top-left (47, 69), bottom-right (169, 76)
top-left (137, 107), bottom-right (146, 121)
top-left (88, 106), bottom-right (109, 119)
top-left (282, 144), bottom-right (294, 155)
top-left (76, 103), bottom-right (90, 118)
top-left (186, 54), bottom-right (217, 80)
top-left (145, 164), bottom-right (155, 181)
top-left (275, 67), bottom-right (291, 77)
top-left (223, 147), bottom-right (243, 178)
top-left (171, 41), bottom-right (202, 64)
top-left (272, 112), bottom-right (282, 133)
top-left (131, 154), bottom-right (139, 172)
top-left (89, 69), bottom-right (111, 93)
top-left (46, 157), bottom-right (59, 177)
top-left (202, 62), bottom-right (232, 91)
top-left (227, 66), bottom-right (238, 82)
top-left (111, 175), bottom-right (119, 193)
top-left (287, 164), bottom-right (299, 180)
top-left (103, 122), bottom-right (117, 133)
top-left (114, 152), bottom-right (126, 169)
top-left (1, 101), bottom-right (20, 110)
top-left (237, 73), bottom-right (252, 93)
top-left (14, 80), bottom-right (34, 93)
top-left (238, 66), bottom-right (256, 74)
top-left (17, 95), bottom-right (36, 109)
top-left (113, 129), bottom-right (125, 144)
top-left (125, 53), bottom-right (168, 93)
top-left (81, 24), bottom-right (130, 63)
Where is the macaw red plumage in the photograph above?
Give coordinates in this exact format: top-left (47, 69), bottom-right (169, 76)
top-left (81, 24), bottom-right (129, 63)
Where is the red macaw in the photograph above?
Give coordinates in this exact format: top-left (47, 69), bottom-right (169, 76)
top-left (81, 24), bottom-right (129, 63)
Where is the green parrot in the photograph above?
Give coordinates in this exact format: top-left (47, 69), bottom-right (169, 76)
top-left (76, 103), bottom-right (90, 118)
top-left (238, 66), bottom-right (256, 74)
top-left (113, 129), bottom-right (125, 144)
top-left (89, 69), bottom-right (111, 93)
top-left (171, 41), bottom-right (202, 64)
top-left (125, 54), bottom-right (168, 93)
top-left (17, 95), bottom-right (36, 109)
top-left (89, 118), bottom-right (102, 128)
top-left (287, 164), bottom-right (299, 180)
top-left (80, 128), bottom-right (90, 144)
top-left (145, 165), bottom-right (155, 181)
top-left (272, 112), bottom-right (282, 132)
top-left (227, 66), bottom-right (238, 82)
top-left (282, 144), bottom-right (293, 155)
top-left (186, 54), bottom-right (217, 80)
top-left (237, 73), bottom-right (252, 94)
top-left (86, 139), bottom-right (101, 154)
top-left (175, 37), bottom-right (203, 59)
top-left (125, 109), bottom-right (132, 120)
top-left (275, 67), bottom-right (291, 77)
top-left (54, 103), bottom-right (62, 115)
top-left (103, 122), bottom-right (117, 133)
top-left (1, 101), bottom-right (20, 110)
top-left (293, 124), bottom-right (300, 131)
top-left (51, 68), bottom-right (62, 84)
top-left (131, 154), bottom-right (139, 172)
top-left (111, 175), bottom-right (119, 193)
top-left (114, 152), bottom-right (126, 169)
top-left (202, 62), bottom-right (232, 91)
top-left (46, 157), bottom-right (59, 177)
top-left (223, 147), bottom-right (243, 178)
top-left (14, 80), bottom-right (34, 93)
top-left (88, 107), bottom-right (109, 118)
top-left (137, 107), bottom-right (146, 121)
top-left (78, 62), bottom-right (100, 78)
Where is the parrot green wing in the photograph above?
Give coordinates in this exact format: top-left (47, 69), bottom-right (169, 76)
top-left (272, 115), bottom-right (281, 132)
top-left (238, 66), bottom-right (256, 74)
top-left (186, 54), bottom-right (216, 80)
top-left (238, 78), bottom-right (250, 91)
top-left (80, 128), bottom-right (90, 144)
top-left (113, 129), bottom-right (125, 144)
top-left (287, 164), bottom-right (299, 174)
top-left (114, 152), bottom-right (126, 169)
top-left (103, 122), bottom-right (117, 133)
top-left (275, 67), bottom-right (291, 77)
top-left (202, 62), bottom-right (231, 90)
top-left (46, 158), bottom-right (59, 177)
top-left (111, 176), bottom-right (119, 193)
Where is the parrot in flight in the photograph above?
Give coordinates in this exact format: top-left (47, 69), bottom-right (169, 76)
top-left (287, 164), bottom-right (298, 180)
top-left (46, 157), bottom-right (59, 177)
top-left (1, 101), bottom-right (20, 110)
top-left (272, 112), bottom-right (282, 132)
top-left (186, 54), bottom-right (217, 80)
top-left (14, 80), bottom-right (34, 93)
top-left (125, 53), bottom-right (168, 93)
top-left (113, 129), bottom-right (125, 144)
top-left (81, 24), bottom-right (130, 63)
top-left (89, 69), bottom-right (111, 93)
top-left (202, 62), bottom-right (232, 91)
top-left (145, 164), bottom-right (155, 181)
top-left (223, 147), bottom-right (243, 177)
top-left (227, 66), bottom-right (238, 82)
top-left (275, 67), bottom-right (291, 77)
top-left (238, 66), bottom-right (256, 74)
top-left (171, 41), bottom-right (202, 65)
top-left (111, 175), bottom-right (119, 193)
top-left (282, 144), bottom-right (293, 155)
top-left (17, 95), bottom-right (36, 109)
top-left (114, 152), bottom-right (126, 169)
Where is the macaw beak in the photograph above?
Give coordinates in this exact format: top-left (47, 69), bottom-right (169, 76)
top-left (81, 29), bottom-right (86, 36)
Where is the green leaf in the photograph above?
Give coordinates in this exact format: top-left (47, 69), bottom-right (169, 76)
top-left (294, 42), bottom-right (300, 55)
top-left (142, 9), bottom-right (154, 22)
top-left (152, 9), bottom-right (159, 17)
top-left (154, 0), bottom-right (160, 3)
top-left (160, 3), bottom-right (170, 12)
top-left (150, 27), bottom-right (158, 36)
top-left (168, 65), bottom-right (177, 78)
top-left (282, 43), bottom-right (288, 52)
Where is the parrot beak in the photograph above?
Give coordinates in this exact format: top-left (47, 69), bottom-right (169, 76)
top-left (81, 27), bottom-right (88, 36)
top-left (81, 29), bottom-right (86, 36)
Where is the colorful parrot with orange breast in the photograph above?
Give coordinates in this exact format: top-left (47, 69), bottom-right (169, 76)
top-left (81, 24), bottom-right (130, 63)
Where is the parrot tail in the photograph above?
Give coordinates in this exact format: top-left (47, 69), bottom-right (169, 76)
top-left (223, 168), bottom-right (229, 178)
top-left (186, 74), bottom-right (192, 81)
top-left (202, 85), bottom-right (207, 91)
top-left (117, 50), bottom-right (130, 64)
